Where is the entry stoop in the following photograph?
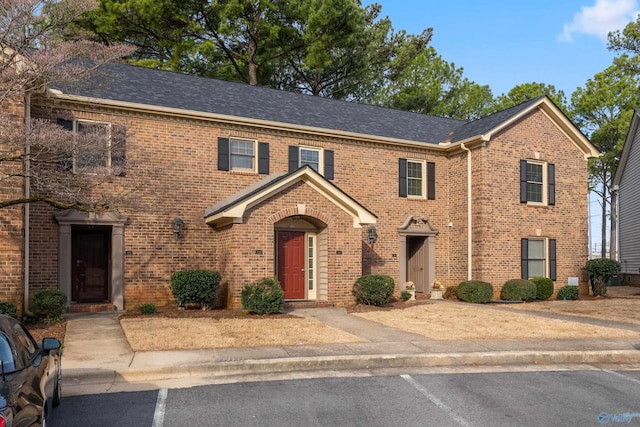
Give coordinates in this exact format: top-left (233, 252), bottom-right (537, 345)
top-left (67, 302), bottom-right (118, 313)
top-left (283, 300), bottom-right (334, 309)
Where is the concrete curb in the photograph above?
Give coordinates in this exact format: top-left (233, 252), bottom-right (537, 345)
top-left (63, 349), bottom-right (640, 384)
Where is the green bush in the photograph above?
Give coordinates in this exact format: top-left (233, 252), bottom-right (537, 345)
top-left (352, 275), bottom-right (395, 306)
top-left (557, 286), bottom-right (580, 300)
top-left (530, 277), bottom-right (554, 300)
top-left (171, 270), bottom-right (221, 309)
top-left (500, 279), bottom-right (537, 302)
top-left (399, 290), bottom-right (412, 302)
top-left (138, 303), bottom-right (157, 314)
top-left (0, 301), bottom-right (18, 319)
top-left (585, 258), bottom-right (621, 296)
top-left (241, 278), bottom-right (284, 314)
top-left (31, 289), bottom-right (67, 321)
top-left (456, 281), bottom-right (494, 304)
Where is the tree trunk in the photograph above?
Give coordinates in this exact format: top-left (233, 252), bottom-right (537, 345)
top-left (609, 189), bottom-right (617, 260)
top-left (600, 186), bottom-right (607, 259)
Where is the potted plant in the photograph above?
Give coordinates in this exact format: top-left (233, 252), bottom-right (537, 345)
top-left (431, 280), bottom-right (444, 300)
top-left (404, 281), bottom-right (416, 301)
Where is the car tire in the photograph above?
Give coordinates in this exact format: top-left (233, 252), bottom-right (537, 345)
top-left (52, 366), bottom-right (61, 408)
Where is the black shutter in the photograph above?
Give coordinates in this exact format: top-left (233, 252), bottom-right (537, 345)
top-left (218, 137), bottom-right (230, 171)
top-left (427, 162), bottom-right (435, 200)
top-left (258, 142), bottom-right (269, 174)
top-left (57, 119), bottom-right (73, 171)
top-left (548, 163), bottom-right (555, 206)
top-left (520, 160), bottom-right (528, 204)
top-left (324, 150), bottom-right (334, 180)
top-left (521, 238), bottom-right (529, 280)
top-left (399, 158), bottom-right (407, 197)
top-left (549, 239), bottom-right (557, 281)
top-left (111, 125), bottom-right (126, 177)
top-left (288, 146), bottom-right (299, 172)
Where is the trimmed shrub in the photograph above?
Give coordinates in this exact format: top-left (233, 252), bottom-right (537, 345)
top-left (530, 277), bottom-right (554, 300)
top-left (138, 303), bottom-right (157, 315)
top-left (557, 286), bottom-right (579, 300)
top-left (399, 290), bottom-right (412, 302)
top-left (500, 279), bottom-right (537, 302)
top-left (456, 281), bottom-right (494, 304)
top-left (241, 278), bottom-right (284, 314)
top-left (352, 275), bottom-right (395, 306)
top-left (585, 258), bottom-right (621, 296)
top-left (31, 289), bottom-right (67, 321)
top-left (443, 286), bottom-right (458, 300)
top-left (0, 302), bottom-right (18, 319)
top-left (171, 270), bottom-right (221, 309)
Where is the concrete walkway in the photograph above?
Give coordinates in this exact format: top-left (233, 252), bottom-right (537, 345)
top-left (60, 299), bottom-right (640, 394)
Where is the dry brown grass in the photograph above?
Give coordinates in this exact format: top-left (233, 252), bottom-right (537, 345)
top-left (120, 317), bottom-right (365, 352)
top-left (119, 287), bottom-right (640, 351)
top-left (353, 302), bottom-right (640, 340)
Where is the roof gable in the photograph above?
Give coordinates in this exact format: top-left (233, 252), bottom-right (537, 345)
top-left (614, 109), bottom-right (640, 186)
top-left (204, 166), bottom-right (377, 228)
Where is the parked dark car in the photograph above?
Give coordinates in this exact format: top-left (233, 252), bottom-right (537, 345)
top-left (0, 314), bottom-right (61, 427)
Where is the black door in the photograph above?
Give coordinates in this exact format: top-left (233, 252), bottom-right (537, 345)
top-left (72, 227), bottom-right (110, 303)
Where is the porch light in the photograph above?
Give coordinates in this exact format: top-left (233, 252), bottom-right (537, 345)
top-left (172, 217), bottom-right (184, 240)
top-left (368, 225), bottom-right (378, 245)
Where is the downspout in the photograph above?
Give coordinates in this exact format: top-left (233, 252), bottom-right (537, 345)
top-left (23, 93), bottom-right (32, 316)
top-left (460, 143), bottom-right (472, 280)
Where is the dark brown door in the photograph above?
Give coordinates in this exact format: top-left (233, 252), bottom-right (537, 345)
top-left (408, 236), bottom-right (429, 293)
top-left (277, 231), bottom-right (306, 300)
top-left (72, 227), bottom-right (110, 303)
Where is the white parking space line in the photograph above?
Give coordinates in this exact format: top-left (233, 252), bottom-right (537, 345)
top-left (152, 388), bottom-right (168, 427)
top-left (602, 369), bottom-right (640, 386)
top-left (401, 374), bottom-right (472, 427)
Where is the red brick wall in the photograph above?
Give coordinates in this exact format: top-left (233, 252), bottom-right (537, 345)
top-left (0, 97), bottom-right (26, 313)
top-left (27, 99), bottom-right (592, 309)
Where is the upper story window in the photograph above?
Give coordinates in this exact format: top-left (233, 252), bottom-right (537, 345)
top-left (300, 147), bottom-right (320, 172)
top-left (230, 138), bottom-right (256, 172)
top-left (399, 158), bottom-right (435, 199)
top-left (520, 159), bottom-right (555, 206)
top-left (218, 137), bottom-right (270, 175)
top-left (57, 118), bottom-right (126, 175)
top-left (288, 146), bottom-right (334, 180)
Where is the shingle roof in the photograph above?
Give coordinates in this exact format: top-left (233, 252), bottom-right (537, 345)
top-left (55, 63), bottom-right (547, 145)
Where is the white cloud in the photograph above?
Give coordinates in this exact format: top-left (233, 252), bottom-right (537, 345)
top-left (559, 0), bottom-right (639, 42)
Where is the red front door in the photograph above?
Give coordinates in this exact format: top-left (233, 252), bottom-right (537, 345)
top-left (277, 231), bottom-right (306, 300)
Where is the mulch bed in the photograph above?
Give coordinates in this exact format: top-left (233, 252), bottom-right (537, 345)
top-left (25, 318), bottom-right (67, 343)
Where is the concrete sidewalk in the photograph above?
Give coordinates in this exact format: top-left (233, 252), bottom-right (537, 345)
top-left (60, 304), bottom-right (640, 393)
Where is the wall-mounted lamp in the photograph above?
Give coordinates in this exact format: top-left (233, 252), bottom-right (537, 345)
top-left (368, 225), bottom-right (378, 245)
top-left (172, 217), bottom-right (184, 241)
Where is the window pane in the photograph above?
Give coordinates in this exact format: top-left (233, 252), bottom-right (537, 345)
top-left (230, 140), bottom-right (254, 170)
top-left (300, 148), bottom-right (320, 171)
top-left (77, 122), bottom-right (108, 170)
top-left (528, 240), bottom-right (545, 259)
top-left (528, 260), bottom-right (545, 278)
top-left (407, 161), bottom-right (423, 196)
top-left (527, 163), bottom-right (543, 183)
top-left (527, 183), bottom-right (543, 203)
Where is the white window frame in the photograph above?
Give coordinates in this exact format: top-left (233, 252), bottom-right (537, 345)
top-left (299, 146), bottom-right (323, 174)
top-left (73, 120), bottom-right (112, 173)
top-left (407, 159), bottom-right (426, 199)
top-left (230, 138), bottom-right (257, 172)
top-left (525, 238), bottom-right (548, 279)
top-left (306, 233), bottom-right (317, 300)
top-left (525, 160), bottom-right (547, 205)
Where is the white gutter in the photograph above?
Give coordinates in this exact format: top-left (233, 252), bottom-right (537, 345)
top-left (23, 93), bottom-right (32, 316)
top-left (460, 143), bottom-right (472, 280)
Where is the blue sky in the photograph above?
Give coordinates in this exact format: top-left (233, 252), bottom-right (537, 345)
top-left (365, 0), bottom-right (639, 98)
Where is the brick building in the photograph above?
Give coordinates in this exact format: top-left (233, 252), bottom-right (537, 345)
top-left (2, 63), bottom-right (600, 312)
